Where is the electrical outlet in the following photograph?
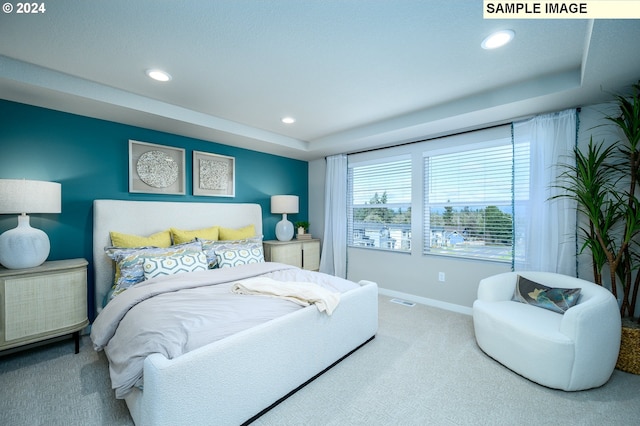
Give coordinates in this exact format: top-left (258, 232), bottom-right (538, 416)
top-left (438, 272), bottom-right (445, 282)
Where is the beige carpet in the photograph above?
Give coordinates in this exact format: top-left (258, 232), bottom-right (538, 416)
top-left (1, 296), bottom-right (638, 425)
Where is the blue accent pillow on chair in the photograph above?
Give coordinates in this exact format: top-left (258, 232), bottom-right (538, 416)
top-left (513, 275), bottom-right (581, 314)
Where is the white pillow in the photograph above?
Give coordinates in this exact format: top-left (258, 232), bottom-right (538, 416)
top-left (143, 252), bottom-right (208, 279)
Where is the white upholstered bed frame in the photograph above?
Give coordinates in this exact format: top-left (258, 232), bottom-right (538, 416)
top-left (93, 199), bottom-right (378, 425)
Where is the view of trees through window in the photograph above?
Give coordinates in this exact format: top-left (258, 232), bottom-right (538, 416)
top-left (351, 191), bottom-right (411, 251)
top-left (348, 157), bottom-right (412, 252)
top-left (352, 192), bottom-right (411, 224)
top-left (424, 140), bottom-right (520, 262)
top-left (351, 196), bottom-right (514, 260)
top-left (427, 205), bottom-right (513, 261)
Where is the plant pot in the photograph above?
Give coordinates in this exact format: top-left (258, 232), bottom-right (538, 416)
top-left (616, 318), bottom-right (640, 375)
top-left (297, 227), bottom-right (305, 235)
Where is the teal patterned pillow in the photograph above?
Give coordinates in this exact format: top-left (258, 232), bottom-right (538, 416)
top-left (513, 275), bottom-right (581, 314)
top-left (105, 241), bottom-right (203, 299)
top-left (215, 246), bottom-right (264, 268)
top-left (143, 252), bottom-right (208, 280)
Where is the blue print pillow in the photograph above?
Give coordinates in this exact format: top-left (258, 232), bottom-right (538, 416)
top-left (198, 236), bottom-right (263, 268)
top-left (512, 275), bottom-right (581, 314)
top-left (143, 252), bottom-right (208, 280)
top-left (105, 241), bottom-right (203, 299)
top-left (215, 246), bottom-right (264, 268)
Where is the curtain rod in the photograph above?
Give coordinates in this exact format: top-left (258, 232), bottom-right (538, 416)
top-left (343, 120), bottom-right (518, 158)
top-left (341, 108), bottom-right (581, 158)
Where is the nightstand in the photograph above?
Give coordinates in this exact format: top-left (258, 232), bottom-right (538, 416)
top-left (0, 258), bottom-right (89, 354)
top-left (263, 239), bottom-right (320, 271)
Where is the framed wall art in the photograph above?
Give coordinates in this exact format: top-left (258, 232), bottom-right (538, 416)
top-left (129, 140), bottom-right (186, 195)
top-left (193, 151), bottom-right (235, 197)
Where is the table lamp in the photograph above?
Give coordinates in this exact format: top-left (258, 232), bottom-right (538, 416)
top-left (271, 195), bottom-right (299, 241)
top-left (0, 179), bottom-right (61, 269)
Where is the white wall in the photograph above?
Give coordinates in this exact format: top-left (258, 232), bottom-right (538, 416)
top-left (308, 159), bottom-right (326, 241)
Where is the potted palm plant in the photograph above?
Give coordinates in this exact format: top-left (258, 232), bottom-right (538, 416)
top-left (555, 81), bottom-right (640, 374)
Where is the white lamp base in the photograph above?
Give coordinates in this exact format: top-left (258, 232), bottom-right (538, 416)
top-left (0, 214), bottom-right (50, 269)
top-left (275, 213), bottom-right (294, 241)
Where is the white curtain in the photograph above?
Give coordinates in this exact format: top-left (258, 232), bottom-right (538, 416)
top-left (319, 154), bottom-right (348, 278)
top-left (513, 109), bottom-right (577, 275)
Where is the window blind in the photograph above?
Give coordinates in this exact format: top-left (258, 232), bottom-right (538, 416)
top-left (347, 156), bottom-right (412, 252)
top-left (423, 139), bottom-right (522, 262)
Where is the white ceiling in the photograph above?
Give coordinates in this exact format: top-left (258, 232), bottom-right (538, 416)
top-left (1, 1), bottom-right (639, 161)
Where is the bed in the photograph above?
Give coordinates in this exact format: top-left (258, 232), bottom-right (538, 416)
top-left (91, 199), bottom-right (378, 425)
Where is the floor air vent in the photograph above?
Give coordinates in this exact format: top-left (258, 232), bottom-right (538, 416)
top-left (390, 298), bottom-right (416, 307)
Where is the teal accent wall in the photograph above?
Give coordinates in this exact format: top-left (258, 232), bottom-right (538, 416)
top-left (0, 100), bottom-right (308, 319)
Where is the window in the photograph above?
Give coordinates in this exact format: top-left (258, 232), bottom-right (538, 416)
top-left (347, 156), bottom-right (412, 252)
top-left (423, 137), bottom-right (529, 263)
top-left (345, 124), bottom-right (528, 262)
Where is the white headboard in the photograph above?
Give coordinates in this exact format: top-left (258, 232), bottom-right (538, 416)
top-left (93, 199), bottom-right (263, 313)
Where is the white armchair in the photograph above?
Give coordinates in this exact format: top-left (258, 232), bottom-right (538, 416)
top-left (473, 271), bottom-right (621, 391)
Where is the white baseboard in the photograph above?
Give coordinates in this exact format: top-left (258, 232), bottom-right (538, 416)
top-left (378, 287), bottom-right (473, 316)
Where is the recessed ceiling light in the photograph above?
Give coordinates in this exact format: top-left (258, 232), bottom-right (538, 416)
top-left (146, 69), bottom-right (172, 82)
top-left (281, 117), bottom-right (296, 124)
top-left (481, 30), bottom-right (515, 50)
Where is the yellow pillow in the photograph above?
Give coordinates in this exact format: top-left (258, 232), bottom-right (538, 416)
top-left (170, 226), bottom-right (219, 244)
top-left (109, 230), bottom-right (172, 248)
top-left (219, 224), bottom-right (256, 240)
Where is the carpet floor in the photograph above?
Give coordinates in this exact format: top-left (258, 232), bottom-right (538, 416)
top-left (1, 296), bottom-right (638, 425)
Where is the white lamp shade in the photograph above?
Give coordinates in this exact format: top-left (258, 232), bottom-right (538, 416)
top-left (271, 195), bottom-right (299, 214)
top-left (0, 179), bottom-right (61, 214)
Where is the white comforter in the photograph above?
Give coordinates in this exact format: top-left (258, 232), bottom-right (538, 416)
top-left (91, 262), bottom-right (359, 398)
